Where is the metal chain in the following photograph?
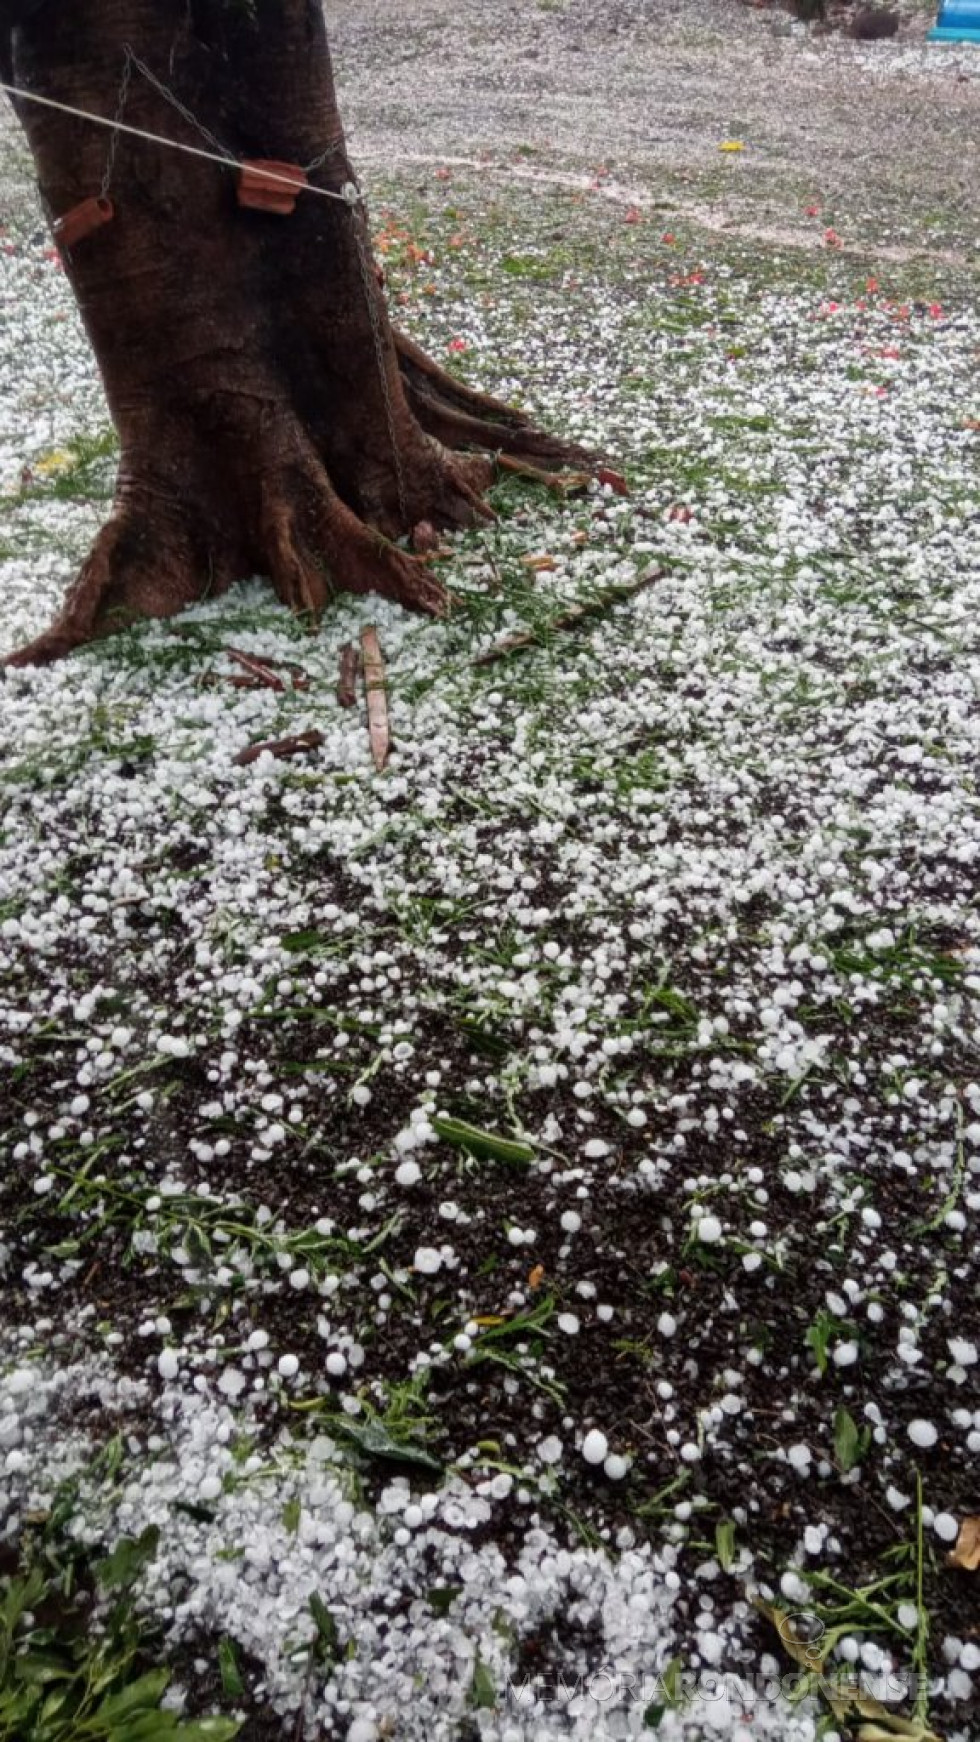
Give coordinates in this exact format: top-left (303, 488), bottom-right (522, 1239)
top-left (46, 51), bottom-right (406, 538)
top-left (346, 183), bottom-right (409, 527)
top-left (98, 52), bottom-right (133, 199)
top-left (131, 51), bottom-right (344, 184)
top-left (304, 130), bottom-right (347, 173)
top-left (127, 46), bottom-right (230, 159)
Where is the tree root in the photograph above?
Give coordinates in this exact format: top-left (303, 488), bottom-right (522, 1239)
top-left (405, 384), bottom-right (591, 471)
top-left (395, 326), bottom-right (594, 472)
top-left (314, 483), bottom-right (448, 618)
top-left (4, 509), bottom-right (218, 667)
top-left (5, 351), bottom-right (597, 667)
top-left (495, 452), bottom-right (593, 494)
top-left (394, 328), bottom-right (531, 430)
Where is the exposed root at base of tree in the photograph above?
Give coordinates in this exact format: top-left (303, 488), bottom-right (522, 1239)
top-left (3, 508), bottom-right (222, 670)
top-left (258, 469), bottom-right (449, 623)
top-left (3, 348), bottom-right (597, 670)
top-left (495, 453), bottom-right (593, 494)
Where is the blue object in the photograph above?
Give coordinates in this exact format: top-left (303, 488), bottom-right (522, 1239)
top-left (930, 1), bottom-right (980, 40)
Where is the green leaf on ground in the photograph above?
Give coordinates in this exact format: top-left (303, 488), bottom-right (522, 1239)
top-left (431, 1116), bottom-right (535, 1164)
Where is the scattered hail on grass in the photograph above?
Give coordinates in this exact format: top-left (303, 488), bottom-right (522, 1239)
top-left (1, 170), bottom-right (979, 1739)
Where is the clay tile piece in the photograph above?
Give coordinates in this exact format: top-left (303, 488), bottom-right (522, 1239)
top-left (237, 161), bottom-right (308, 215)
top-left (53, 197), bottom-right (115, 252)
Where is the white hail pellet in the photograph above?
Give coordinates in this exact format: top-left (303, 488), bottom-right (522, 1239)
top-left (581, 1429), bottom-right (609, 1465)
top-left (695, 1215), bottom-right (722, 1244)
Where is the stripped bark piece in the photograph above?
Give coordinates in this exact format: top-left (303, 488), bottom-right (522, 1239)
top-left (360, 626), bottom-right (391, 772)
top-left (411, 520), bottom-right (439, 553)
top-left (234, 729), bottom-right (324, 767)
top-left (226, 649), bottom-right (286, 691)
top-left (337, 641), bottom-right (360, 709)
top-left (473, 566), bottom-right (665, 666)
top-left (226, 648), bottom-right (310, 691)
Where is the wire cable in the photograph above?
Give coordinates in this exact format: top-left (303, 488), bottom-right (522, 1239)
top-left (0, 77), bottom-right (360, 207)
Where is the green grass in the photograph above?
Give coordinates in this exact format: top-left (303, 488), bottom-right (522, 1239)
top-left (0, 1500), bottom-right (239, 1742)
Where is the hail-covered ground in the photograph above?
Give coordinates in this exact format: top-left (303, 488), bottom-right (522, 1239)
top-left (2, 68), bottom-right (980, 1742)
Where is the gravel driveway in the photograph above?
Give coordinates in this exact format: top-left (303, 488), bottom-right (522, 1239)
top-left (330, 0), bottom-right (980, 261)
top-left (2, 2), bottom-right (977, 262)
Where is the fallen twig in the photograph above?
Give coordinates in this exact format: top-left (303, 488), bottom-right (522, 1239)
top-left (360, 626), bottom-right (391, 771)
top-left (234, 729), bottom-right (324, 767)
top-left (337, 641), bottom-right (360, 708)
top-left (473, 565), bottom-right (665, 666)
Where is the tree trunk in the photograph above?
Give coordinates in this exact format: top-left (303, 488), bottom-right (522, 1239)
top-left (1, 0), bottom-right (586, 666)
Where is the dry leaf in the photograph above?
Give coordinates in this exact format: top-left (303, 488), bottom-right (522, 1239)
top-left (34, 448), bottom-right (73, 476)
top-left (948, 1515), bottom-right (980, 1571)
top-left (528, 1265), bottom-right (545, 1290)
top-left (852, 1710), bottom-right (940, 1741)
top-left (520, 554), bottom-right (557, 572)
top-left (757, 1600), bottom-right (942, 1742)
top-left (856, 1728), bottom-right (932, 1741)
top-left (754, 1600), bottom-right (828, 1673)
top-left (597, 465), bottom-right (629, 495)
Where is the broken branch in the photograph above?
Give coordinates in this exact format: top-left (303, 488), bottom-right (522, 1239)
top-left (473, 565), bottom-right (665, 666)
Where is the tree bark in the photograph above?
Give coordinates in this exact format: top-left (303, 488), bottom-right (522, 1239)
top-left (1, 0), bottom-right (587, 666)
